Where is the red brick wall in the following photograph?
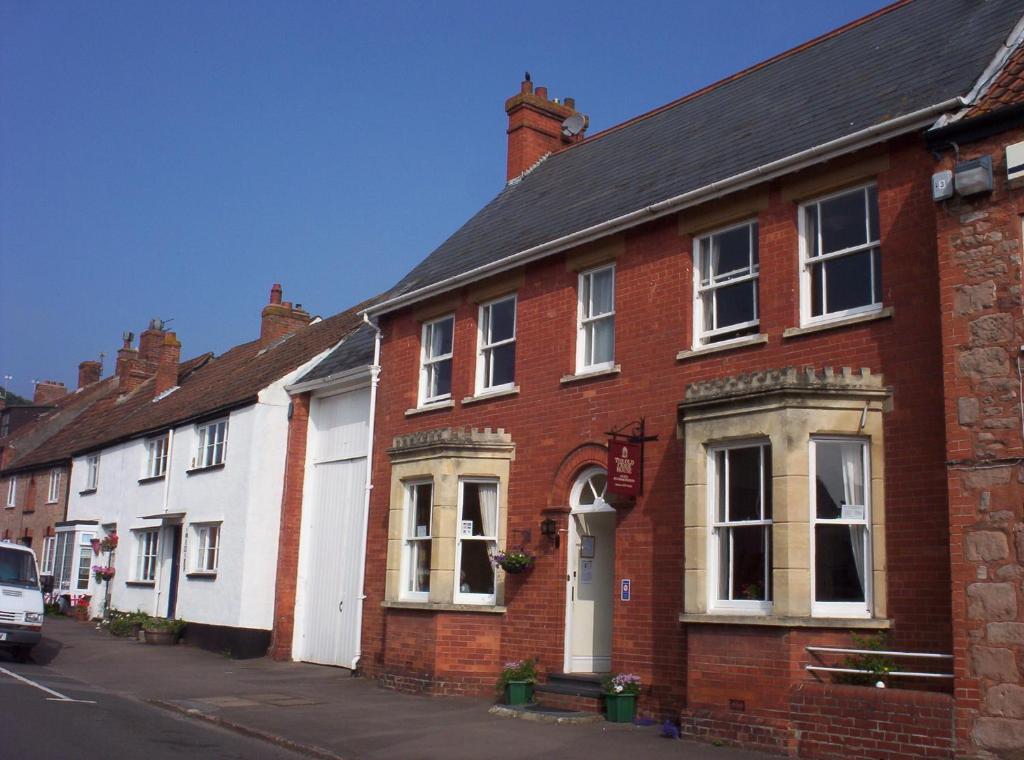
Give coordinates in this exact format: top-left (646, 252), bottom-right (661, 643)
top-left (362, 136), bottom-right (953, 722)
top-left (0, 465), bottom-right (68, 567)
top-left (269, 393), bottom-right (310, 660)
top-left (936, 125), bottom-right (1024, 757)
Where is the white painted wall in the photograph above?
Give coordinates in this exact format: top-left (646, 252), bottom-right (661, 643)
top-left (65, 346), bottom-right (336, 631)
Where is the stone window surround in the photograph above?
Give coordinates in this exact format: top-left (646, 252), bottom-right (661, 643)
top-left (385, 427), bottom-right (515, 609)
top-left (679, 366), bottom-right (891, 622)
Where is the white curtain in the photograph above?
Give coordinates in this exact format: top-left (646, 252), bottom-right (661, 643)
top-left (840, 443), bottom-right (866, 597)
top-left (478, 483), bottom-right (497, 539)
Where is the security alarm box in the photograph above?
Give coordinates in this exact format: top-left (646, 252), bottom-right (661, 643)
top-left (1007, 142), bottom-right (1024, 182)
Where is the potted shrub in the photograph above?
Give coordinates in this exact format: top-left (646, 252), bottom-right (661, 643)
top-left (497, 659), bottom-right (538, 705)
top-left (92, 565), bottom-right (116, 582)
top-left (602, 673), bottom-right (641, 722)
top-left (142, 617), bottom-right (186, 646)
top-left (491, 547), bottom-right (536, 574)
top-left (99, 534), bottom-right (119, 553)
top-left (72, 596), bottom-right (91, 621)
top-left (108, 610), bottom-right (149, 638)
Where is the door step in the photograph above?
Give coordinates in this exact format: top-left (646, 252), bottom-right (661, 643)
top-left (489, 703), bottom-right (604, 725)
top-left (534, 672), bottom-right (605, 713)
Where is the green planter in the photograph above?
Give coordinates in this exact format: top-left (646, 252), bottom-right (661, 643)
top-left (505, 681), bottom-right (534, 705)
top-left (604, 692), bottom-right (636, 723)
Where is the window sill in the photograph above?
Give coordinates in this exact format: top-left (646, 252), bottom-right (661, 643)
top-left (125, 581), bottom-right (156, 588)
top-left (185, 571), bottom-right (217, 580)
top-left (678, 612), bottom-right (891, 629)
top-left (560, 365), bottom-right (622, 385)
top-left (78, 489), bottom-right (97, 497)
top-left (462, 386), bottom-right (520, 406)
top-left (138, 475), bottom-right (165, 485)
top-left (186, 463), bottom-right (226, 476)
top-left (382, 600), bottom-right (507, 614)
top-left (3, 506), bottom-right (13, 510)
top-left (677, 334), bottom-right (768, 361)
top-left (405, 400), bottom-right (455, 417)
top-left (783, 307), bottom-right (893, 339)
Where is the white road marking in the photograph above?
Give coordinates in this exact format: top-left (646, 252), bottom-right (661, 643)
top-left (0, 665), bottom-right (95, 704)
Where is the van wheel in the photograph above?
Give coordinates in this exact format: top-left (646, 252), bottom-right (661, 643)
top-left (12, 646), bottom-right (31, 663)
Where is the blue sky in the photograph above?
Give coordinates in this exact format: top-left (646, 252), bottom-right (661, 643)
top-left (0, 0), bottom-right (888, 399)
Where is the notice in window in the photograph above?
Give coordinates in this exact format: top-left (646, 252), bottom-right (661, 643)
top-left (460, 520), bottom-right (474, 536)
top-left (841, 504), bottom-right (865, 521)
top-left (580, 559), bottom-right (594, 585)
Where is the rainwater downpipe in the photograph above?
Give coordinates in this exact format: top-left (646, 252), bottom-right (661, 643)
top-left (351, 313), bottom-right (382, 671)
top-left (152, 428), bottom-right (174, 616)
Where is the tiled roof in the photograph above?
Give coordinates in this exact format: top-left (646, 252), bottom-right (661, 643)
top-left (3, 298), bottom-right (378, 472)
top-left (971, 41), bottom-right (1024, 116)
top-left (377, 0), bottom-right (1024, 310)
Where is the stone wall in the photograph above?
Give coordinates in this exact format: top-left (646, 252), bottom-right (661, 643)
top-left (936, 124), bottom-right (1024, 757)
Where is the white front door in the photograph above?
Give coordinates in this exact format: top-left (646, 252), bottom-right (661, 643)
top-left (293, 387), bottom-right (370, 668)
top-left (565, 468), bottom-right (615, 674)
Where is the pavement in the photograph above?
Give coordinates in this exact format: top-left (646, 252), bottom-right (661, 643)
top-left (11, 617), bottom-right (774, 760)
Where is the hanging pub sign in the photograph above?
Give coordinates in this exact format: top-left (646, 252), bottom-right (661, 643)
top-left (605, 417), bottom-right (656, 497)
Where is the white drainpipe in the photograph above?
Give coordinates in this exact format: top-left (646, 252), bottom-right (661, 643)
top-left (351, 313), bottom-right (382, 671)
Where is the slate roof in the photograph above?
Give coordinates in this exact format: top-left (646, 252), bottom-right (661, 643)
top-left (2, 300), bottom-right (376, 473)
top-left (376, 0), bottom-right (1024, 311)
top-left (295, 321), bottom-right (377, 385)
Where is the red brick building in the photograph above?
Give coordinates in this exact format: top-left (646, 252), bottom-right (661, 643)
top-left (347, 2), bottom-right (1024, 757)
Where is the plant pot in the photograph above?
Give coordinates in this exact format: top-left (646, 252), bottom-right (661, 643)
top-left (501, 563), bottom-right (533, 575)
top-left (505, 681), bottom-right (534, 705)
top-left (144, 629), bottom-right (176, 646)
top-left (604, 693), bottom-right (636, 723)
top-left (73, 606), bottom-right (90, 622)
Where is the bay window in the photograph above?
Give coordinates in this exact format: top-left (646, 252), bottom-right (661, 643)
top-left (402, 481), bottom-right (433, 599)
top-left (455, 479), bottom-right (498, 604)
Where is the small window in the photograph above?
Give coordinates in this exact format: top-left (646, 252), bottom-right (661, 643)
top-left (135, 529), bottom-right (159, 582)
top-left (476, 295), bottom-right (516, 393)
top-left (419, 316), bottom-right (454, 405)
top-left (709, 443), bottom-right (772, 611)
top-left (811, 438), bottom-right (870, 617)
top-left (195, 420), bottom-right (228, 468)
top-left (577, 264), bottom-right (616, 372)
top-left (76, 532), bottom-right (94, 590)
top-left (6, 477), bottom-right (15, 508)
top-left (85, 454), bottom-right (100, 491)
top-left (402, 481), bottom-right (433, 599)
top-left (41, 536), bottom-right (56, 575)
top-left (455, 480), bottom-right (498, 604)
top-left (47, 469), bottom-right (61, 504)
top-left (144, 434), bottom-right (169, 478)
top-left (192, 524), bottom-right (220, 573)
top-left (694, 221), bottom-right (760, 346)
top-left (801, 184), bottom-right (881, 323)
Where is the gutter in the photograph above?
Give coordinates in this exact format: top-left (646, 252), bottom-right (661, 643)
top-left (365, 97), bottom-right (966, 318)
top-left (351, 313), bottom-right (382, 671)
top-left (285, 364), bottom-right (372, 396)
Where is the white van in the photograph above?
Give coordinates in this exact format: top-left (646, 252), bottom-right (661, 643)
top-left (0, 541), bottom-right (44, 661)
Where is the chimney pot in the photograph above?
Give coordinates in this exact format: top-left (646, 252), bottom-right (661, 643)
top-left (564, 97), bottom-right (575, 109)
top-left (260, 284), bottom-right (311, 347)
top-left (77, 361), bottom-right (102, 389)
top-left (535, 85), bottom-right (548, 100)
top-left (270, 283), bottom-right (283, 305)
top-left (504, 76), bottom-right (583, 182)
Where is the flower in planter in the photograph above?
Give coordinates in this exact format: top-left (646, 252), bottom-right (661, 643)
top-left (91, 565), bottom-right (116, 582)
top-left (496, 658), bottom-right (539, 693)
top-left (490, 547), bottom-right (536, 574)
top-left (100, 534), bottom-right (119, 553)
top-left (602, 672), bottom-right (642, 695)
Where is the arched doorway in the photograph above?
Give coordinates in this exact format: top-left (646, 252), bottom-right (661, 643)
top-left (564, 466), bottom-right (616, 673)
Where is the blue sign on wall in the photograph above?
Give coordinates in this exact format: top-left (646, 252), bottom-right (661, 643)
top-left (621, 578), bottom-right (631, 601)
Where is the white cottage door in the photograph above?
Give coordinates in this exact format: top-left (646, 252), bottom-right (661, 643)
top-left (294, 387), bottom-right (370, 668)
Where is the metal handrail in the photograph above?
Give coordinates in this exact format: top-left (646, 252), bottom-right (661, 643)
top-left (806, 646), bottom-right (953, 660)
top-left (805, 646), bottom-right (954, 680)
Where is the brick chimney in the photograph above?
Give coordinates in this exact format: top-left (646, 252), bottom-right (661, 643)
top-left (138, 319), bottom-right (167, 365)
top-left (154, 332), bottom-right (181, 396)
top-left (33, 380), bottom-right (67, 405)
top-left (115, 331), bottom-right (153, 395)
top-left (260, 284), bottom-right (311, 348)
top-left (505, 74), bottom-right (585, 182)
top-left (78, 360), bottom-right (102, 389)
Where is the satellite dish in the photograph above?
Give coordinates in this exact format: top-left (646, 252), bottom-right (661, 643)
top-left (561, 113), bottom-right (586, 138)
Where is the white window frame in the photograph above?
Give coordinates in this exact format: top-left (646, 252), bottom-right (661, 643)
top-left (41, 536), bottom-right (56, 575)
top-left (47, 468), bottom-right (61, 504)
top-left (195, 419), bottom-right (228, 469)
top-left (798, 183), bottom-right (882, 327)
top-left (693, 220), bottom-right (760, 347)
top-left (707, 441), bottom-right (772, 614)
top-left (191, 523), bottom-right (221, 574)
top-left (809, 436), bottom-right (872, 618)
top-left (475, 295), bottom-right (517, 394)
top-left (144, 433), bottom-right (169, 478)
top-left (134, 529), bottom-right (159, 582)
top-left (453, 478), bottom-right (499, 605)
top-left (419, 315), bottom-right (455, 405)
top-left (5, 477), bottom-right (15, 508)
top-left (75, 532), bottom-right (94, 591)
top-left (576, 264), bottom-right (616, 373)
top-left (401, 480), bottom-right (433, 601)
top-left (85, 454), bottom-right (100, 491)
